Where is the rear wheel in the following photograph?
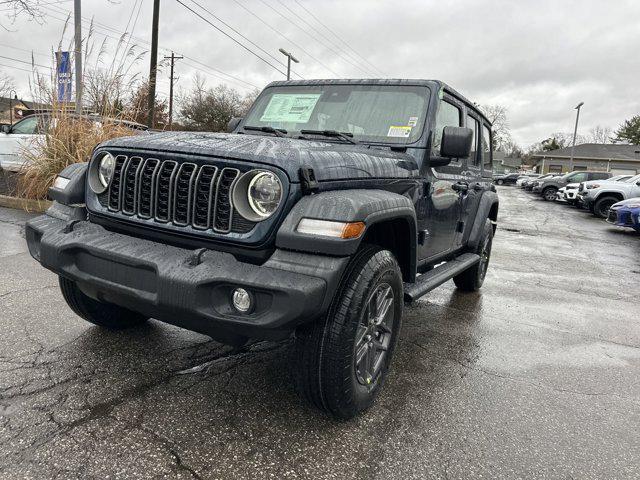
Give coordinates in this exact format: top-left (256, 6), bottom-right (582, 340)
top-left (496, 179), bottom-right (504, 185)
top-left (542, 187), bottom-right (558, 201)
top-left (59, 276), bottom-right (148, 329)
top-left (454, 219), bottom-right (494, 292)
top-left (593, 196), bottom-right (619, 219)
top-left (294, 245), bottom-right (403, 420)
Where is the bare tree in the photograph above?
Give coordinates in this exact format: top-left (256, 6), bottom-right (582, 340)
top-left (178, 77), bottom-right (259, 132)
top-left (586, 125), bottom-right (612, 144)
top-left (478, 104), bottom-right (512, 152)
top-left (0, 73), bottom-right (16, 99)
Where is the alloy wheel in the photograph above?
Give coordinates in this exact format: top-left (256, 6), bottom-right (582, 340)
top-left (354, 282), bottom-right (394, 388)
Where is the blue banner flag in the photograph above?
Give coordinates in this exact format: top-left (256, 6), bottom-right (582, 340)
top-left (56, 51), bottom-right (72, 103)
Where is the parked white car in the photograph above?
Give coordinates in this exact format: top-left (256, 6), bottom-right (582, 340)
top-left (0, 113), bottom-right (148, 172)
top-left (557, 183), bottom-right (580, 203)
top-left (578, 173), bottom-right (640, 218)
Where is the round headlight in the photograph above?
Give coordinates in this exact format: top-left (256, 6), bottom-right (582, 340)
top-left (98, 152), bottom-right (115, 188)
top-left (88, 151), bottom-right (116, 194)
top-left (247, 171), bottom-right (282, 218)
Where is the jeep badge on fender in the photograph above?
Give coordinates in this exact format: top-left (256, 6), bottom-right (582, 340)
top-left (26, 79), bottom-right (498, 419)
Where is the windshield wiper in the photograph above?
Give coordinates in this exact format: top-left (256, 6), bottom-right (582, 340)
top-left (243, 125), bottom-right (288, 137)
top-left (300, 129), bottom-right (359, 145)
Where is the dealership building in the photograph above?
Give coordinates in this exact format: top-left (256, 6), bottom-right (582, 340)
top-left (532, 143), bottom-right (640, 175)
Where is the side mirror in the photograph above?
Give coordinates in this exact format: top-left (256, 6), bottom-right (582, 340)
top-left (227, 117), bottom-right (242, 133)
top-left (0, 124), bottom-right (10, 134)
top-left (440, 126), bottom-right (473, 159)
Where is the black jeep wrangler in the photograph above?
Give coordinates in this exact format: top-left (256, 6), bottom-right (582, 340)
top-left (26, 80), bottom-right (498, 419)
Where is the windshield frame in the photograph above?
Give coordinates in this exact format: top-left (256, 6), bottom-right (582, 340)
top-left (241, 82), bottom-right (432, 147)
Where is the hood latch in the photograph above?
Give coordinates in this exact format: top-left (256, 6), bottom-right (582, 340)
top-left (299, 166), bottom-right (319, 195)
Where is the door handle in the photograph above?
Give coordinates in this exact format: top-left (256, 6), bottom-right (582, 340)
top-left (451, 182), bottom-right (469, 193)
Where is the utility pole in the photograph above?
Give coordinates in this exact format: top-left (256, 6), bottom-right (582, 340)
top-left (569, 102), bottom-right (584, 172)
top-left (278, 48), bottom-right (299, 80)
top-left (73, 0), bottom-right (82, 114)
top-left (163, 52), bottom-right (183, 129)
top-left (147, 0), bottom-right (160, 129)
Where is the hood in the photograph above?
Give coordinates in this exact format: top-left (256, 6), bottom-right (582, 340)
top-left (99, 131), bottom-right (420, 183)
top-left (612, 197), bottom-right (640, 209)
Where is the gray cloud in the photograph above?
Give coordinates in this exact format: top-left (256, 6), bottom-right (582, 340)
top-left (1, 0), bottom-right (639, 147)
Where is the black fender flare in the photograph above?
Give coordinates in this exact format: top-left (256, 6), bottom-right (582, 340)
top-left (467, 191), bottom-right (499, 250)
top-left (48, 162), bottom-right (87, 205)
top-left (276, 189), bottom-right (417, 259)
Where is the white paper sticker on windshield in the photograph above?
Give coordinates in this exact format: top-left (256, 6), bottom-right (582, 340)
top-left (408, 117), bottom-right (418, 127)
top-left (260, 94), bottom-right (321, 123)
top-left (387, 125), bottom-right (412, 138)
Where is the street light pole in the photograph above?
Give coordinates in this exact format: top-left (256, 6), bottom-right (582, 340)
top-left (569, 102), bottom-right (584, 172)
top-left (8, 89), bottom-right (16, 125)
top-left (278, 48), bottom-right (299, 80)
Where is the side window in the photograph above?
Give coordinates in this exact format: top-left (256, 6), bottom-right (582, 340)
top-left (570, 172), bottom-right (588, 183)
top-left (591, 172), bottom-right (609, 180)
top-left (11, 116), bottom-right (38, 134)
top-left (481, 124), bottom-right (492, 172)
top-left (432, 100), bottom-right (462, 157)
top-left (466, 114), bottom-right (480, 167)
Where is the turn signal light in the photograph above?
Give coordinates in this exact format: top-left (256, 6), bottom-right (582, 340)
top-left (296, 219), bottom-right (366, 239)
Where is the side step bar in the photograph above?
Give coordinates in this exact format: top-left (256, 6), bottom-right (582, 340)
top-left (404, 253), bottom-right (480, 302)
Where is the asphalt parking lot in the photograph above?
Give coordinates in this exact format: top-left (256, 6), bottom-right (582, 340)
top-left (1, 186), bottom-right (639, 479)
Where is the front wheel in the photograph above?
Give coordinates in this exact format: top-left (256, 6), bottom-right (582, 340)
top-left (294, 245), bottom-right (403, 420)
top-left (454, 219), bottom-right (494, 292)
top-left (496, 179), bottom-right (504, 185)
top-left (593, 196), bottom-right (618, 219)
top-left (542, 187), bottom-right (558, 201)
top-left (59, 277), bottom-right (148, 329)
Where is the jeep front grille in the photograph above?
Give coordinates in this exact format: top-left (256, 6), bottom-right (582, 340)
top-left (100, 155), bottom-right (254, 234)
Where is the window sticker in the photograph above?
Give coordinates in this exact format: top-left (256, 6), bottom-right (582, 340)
top-left (387, 125), bottom-right (412, 138)
top-left (408, 116), bottom-right (418, 127)
top-left (260, 94), bottom-right (321, 123)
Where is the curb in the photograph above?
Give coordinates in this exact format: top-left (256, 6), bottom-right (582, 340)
top-left (0, 195), bottom-right (51, 213)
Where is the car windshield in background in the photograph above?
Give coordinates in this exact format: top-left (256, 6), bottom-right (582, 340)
top-left (243, 84), bottom-right (430, 144)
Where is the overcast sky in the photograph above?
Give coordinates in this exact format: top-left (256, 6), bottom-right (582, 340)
top-left (1, 0), bottom-right (639, 147)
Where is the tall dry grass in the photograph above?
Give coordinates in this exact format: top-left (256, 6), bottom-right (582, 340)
top-left (17, 18), bottom-right (149, 200)
top-left (18, 117), bottom-right (135, 199)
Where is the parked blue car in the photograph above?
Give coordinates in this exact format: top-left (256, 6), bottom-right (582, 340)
top-left (607, 197), bottom-right (640, 232)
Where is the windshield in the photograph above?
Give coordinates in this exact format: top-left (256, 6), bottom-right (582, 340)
top-left (624, 174), bottom-right (640, 183)
top-left (243, 84), bottom-right (430, 144)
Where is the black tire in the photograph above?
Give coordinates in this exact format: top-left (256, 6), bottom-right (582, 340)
top-left (542, 187), bottom-right (558, 201)
top-left (593, 196), bottom-right (618, 219)
top-left (59, 276), bottom-right (148, 329)
top-left (496, 179), bottom-right (504, 185)
top-left (454, 219), bottom-right (494, 292)
top-left (294, 245), bottom-right (403, 420)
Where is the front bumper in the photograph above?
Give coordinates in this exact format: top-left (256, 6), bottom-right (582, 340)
top-left (26, 211), bottom-right (348, 344)
top-left (532, 185), bottom-right (542, 193)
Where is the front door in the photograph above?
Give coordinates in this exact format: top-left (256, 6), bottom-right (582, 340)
top-left (0, 116), bottom-right (42, 172)
top-left (417, 96), bottom-right (465, 260)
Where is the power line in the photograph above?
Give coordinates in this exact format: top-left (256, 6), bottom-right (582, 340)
top-left (188, 0), bottom-right (302, 79)
top-left (175, 0), bottom-right (287, 77)
top-left (0, 62), bottom-right (35, 74)
top-left (291, 0), bottom-right (384, 76)
top-left (276, 0), bottom-right (375, 76)
top-left (257, 0), bottom-right (373, 76)
top-left (228, 0), bottom-right (340, 77)
top-left (0, 54), bottom-right (50, 69)
top-left (41, 4), bottom-right (259, 90)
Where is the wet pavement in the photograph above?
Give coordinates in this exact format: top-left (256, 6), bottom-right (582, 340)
top-left (0, 186), bottom-right (638, 479)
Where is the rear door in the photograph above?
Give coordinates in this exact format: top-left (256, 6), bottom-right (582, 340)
top-left (456, 111), bottom-right (483, 247)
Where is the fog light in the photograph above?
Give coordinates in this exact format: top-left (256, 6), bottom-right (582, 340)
top-left (232, 288), bottom-right (252, 313)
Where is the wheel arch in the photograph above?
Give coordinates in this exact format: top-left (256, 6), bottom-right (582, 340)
top-left (276, 189), bottom-right (417, 281)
